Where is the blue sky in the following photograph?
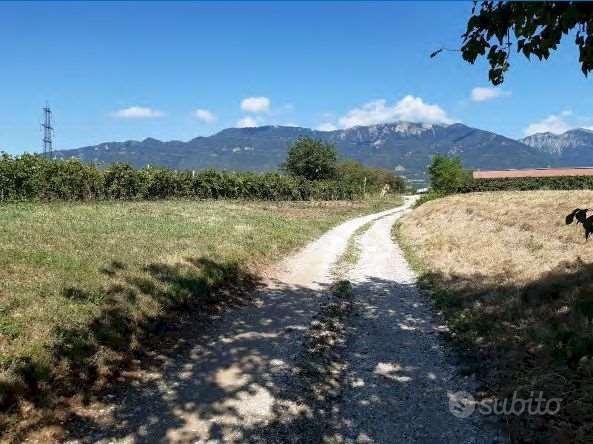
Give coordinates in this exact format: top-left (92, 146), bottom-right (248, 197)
top-left (1, 1), bottom-right (592, 154)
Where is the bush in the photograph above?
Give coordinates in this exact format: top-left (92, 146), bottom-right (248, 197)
top-left (0, 154), bottom-right (104, 201)
top-left (40, 159), bottom-right (104, 200)
top-left (0, 154), bottom-right (365, 202)
top-left (139, 167), bottom-right (180, 199)
top-left (104, 163), bottom-right (142, 199)
top-left (460, 175), bottom-right (593, 192)
top-left (0, 153), bottom-right (40, 200)
top-left (283, 137), bottom-right (337, 181)
top-left (413, 191), bottom-right (447, 208)
top-left (428, 155), bottom-right (471, 193)
top-left (337, 160), bottom-right (405, 195)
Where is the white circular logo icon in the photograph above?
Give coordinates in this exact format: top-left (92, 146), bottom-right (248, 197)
top-left (448, 391), bottom-right (476, 418)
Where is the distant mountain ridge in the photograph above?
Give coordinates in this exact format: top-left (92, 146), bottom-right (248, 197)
top-left (521, 128), bottom-right (593, 165)
top-left (52, 122), bottom-right (593, 182)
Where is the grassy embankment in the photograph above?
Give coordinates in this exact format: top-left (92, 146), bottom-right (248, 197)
top-left (0, 197), bottom-right (402, 422)
top-left (396, 191), bottom-right (593, 442)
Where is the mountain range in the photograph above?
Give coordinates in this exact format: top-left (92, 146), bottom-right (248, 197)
top-left (520, 128), bottom-right (593, 165)
top-left (52, 122), bottom-right (593, 182)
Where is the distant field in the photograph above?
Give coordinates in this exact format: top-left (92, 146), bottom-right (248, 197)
top-left (0, 197), bottom-right (402, 417)
top-left (397, 191), bottom-right (593, 442)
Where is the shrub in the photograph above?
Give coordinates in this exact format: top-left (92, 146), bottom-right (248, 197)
top-left (39, 159), bottom-right (103, 200)
top-left (283, 137), bottom-right (337, 181)
top-left (139, 167), bottom-right (180, 199)
top-left (0, 154), bottom-right (103, 201)
top-left (337, 160), bottom-right (405, 195)
top-left (460, 175), bottom-right (593, 192)
top-left (413, 191), bottom-right (447, 208)
top-left (0, 154), bottom-right (365, 202)
top-left (103, 163), bottom-right (142, 199)
top-left (0, 153), bottom-right (38, 200)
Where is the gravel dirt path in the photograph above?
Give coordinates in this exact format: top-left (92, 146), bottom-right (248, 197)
top-left (333, 202), bottom-right (507, 443)
top-left (64, 197), bottom-right (506, 443)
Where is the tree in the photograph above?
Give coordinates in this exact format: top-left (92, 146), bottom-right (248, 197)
top-left (337, 160), bottom-right (370, 191)
top-left (337, 160), bottom-right (406, 194)
top-left (456, 1), bottom-right (593, 85)
top-left (428, 155), bottom-right (471, 193)
top-left (283, 137), bottom-right (337, 181)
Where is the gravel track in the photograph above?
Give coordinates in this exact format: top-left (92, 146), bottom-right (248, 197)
top-left (333, 201), bottom-right (507, 443)
top-left (64, 197), bottom-right (506, 443)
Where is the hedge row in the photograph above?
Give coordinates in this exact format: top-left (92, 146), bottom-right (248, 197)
top-left (460, 175), bottom-right (593, 192)
top-left (0, 154), bottom-right (364, 202)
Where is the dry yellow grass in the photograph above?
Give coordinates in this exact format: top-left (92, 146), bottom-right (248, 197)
top-left (398, 191), bottom-right (593, 443)
top-left (400, 190), bottom-right (593, 287)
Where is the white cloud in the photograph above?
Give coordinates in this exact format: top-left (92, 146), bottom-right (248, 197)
top-left (470, 86), bottom-right (511, 102)
top-left (111, 106), bottom-right (164, 119)
top-left (236, 116), bottom-right (259, 128)
top-left (317, 123), bottom-right (338, 131)
top-left (191, 109), bottom-right (217, 124)
top-left (241, 96), bottom-right (270, 113)
top-left (523, 111), bottom-right (575, 136)
top-left (278, 103), bottom-right (294, 113)
top-left (338, 95), bottom-right (454, 128)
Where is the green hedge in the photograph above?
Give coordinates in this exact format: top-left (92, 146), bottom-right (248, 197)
top-left (460, 175), bottom-right (593, 192)
top-left (0, 153), bottom-right (368, 202)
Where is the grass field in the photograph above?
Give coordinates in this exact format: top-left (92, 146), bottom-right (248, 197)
top-left (0, 197), bottom-right (402, 417)
top-left (397, 191), bottom-right (593, 442)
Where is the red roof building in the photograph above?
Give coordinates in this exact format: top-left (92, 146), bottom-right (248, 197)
top-left (473, 167), bottom-right (593, 179)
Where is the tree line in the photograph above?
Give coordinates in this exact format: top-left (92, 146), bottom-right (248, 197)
top-left (0, 137), bottom-right (405, 202)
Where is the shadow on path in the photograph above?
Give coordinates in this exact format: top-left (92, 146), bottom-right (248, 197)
top-left (62, 274), bottom-right (503, 443)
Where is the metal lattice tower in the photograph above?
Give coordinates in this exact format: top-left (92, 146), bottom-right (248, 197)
top-left (41, 104), bottom-right (53, 157)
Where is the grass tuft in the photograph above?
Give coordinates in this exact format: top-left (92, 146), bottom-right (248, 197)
top-left (331, 221), bottom-right (374, 280)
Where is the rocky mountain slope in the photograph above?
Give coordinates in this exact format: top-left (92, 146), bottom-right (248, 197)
top-left (521, 128), bottom-right (593, 165)
top-left (53, 121), bottom-right (558, 182)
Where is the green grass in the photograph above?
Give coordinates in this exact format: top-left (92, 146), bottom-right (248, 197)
top-left (392, 221), bottom-right (427, 278)
top-left (331, 221), bottom-right (373, 280)
top-left (412, 191), bottom-right (446, 208)
top-left (0, 197), bottom-right (402, 410)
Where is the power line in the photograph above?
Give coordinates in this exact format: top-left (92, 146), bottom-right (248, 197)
top-left (41, 103), bottom-right (53, 157)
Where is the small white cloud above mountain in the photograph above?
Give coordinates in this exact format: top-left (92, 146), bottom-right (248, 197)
top-left (236, 116), bottom-right (259, 128)
top-left (191, 109), bottom-right (216, 124)
top-left (240, 97), bottom-right (270, 113)
top-left (470, 87), bottom-right (511, 102)
top-left (278, 103), bottom-right (294, 113)
top-left (317, 122), bottom-right (338, 131)
top-left (523, 110), bottom-right (576, 136)
top-left (338, 95), bottom-right (454, 128)
top-left (111, 106), bottom-right (164, 119)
